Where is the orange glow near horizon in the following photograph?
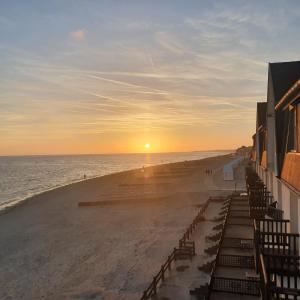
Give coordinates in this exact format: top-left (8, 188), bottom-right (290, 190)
top-left (0, 128), bottom-right (250, 156)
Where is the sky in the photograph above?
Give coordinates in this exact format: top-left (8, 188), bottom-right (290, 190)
top-left (1, 0), bottom-right (300, 155)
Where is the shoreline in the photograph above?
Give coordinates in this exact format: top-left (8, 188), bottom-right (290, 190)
top-left (0, 154), bottom-right (232, 215)
top-left (0, 153), bottom-right (238, 300)
top-left (0, 168), bottom-right (135, 214)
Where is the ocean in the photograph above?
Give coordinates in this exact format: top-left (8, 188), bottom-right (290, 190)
top-left (0, 151), bottom-right (231, 209)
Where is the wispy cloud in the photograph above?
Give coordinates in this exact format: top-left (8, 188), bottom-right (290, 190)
top-left (1, 1), bottom-right (300, 154)
top-left (70, 29), bottom-right (86, 42)
top-left (155, 31), bottom-right (185, 55)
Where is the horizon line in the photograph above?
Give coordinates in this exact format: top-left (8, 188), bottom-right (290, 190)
top-left (0, 149), bottom-right (236, 158)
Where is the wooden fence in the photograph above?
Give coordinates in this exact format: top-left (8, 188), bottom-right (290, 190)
top-left (140, 245), bottom-right (194, 300)
top-left (140, 198), bottom-right (211, 300)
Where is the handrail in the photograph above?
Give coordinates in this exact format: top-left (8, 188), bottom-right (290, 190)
top-left (256, 231), bottom-right (299, 258)
top-left (207, 197), bottom-right (231, 298)
top-left (260, 253), bottom-right (268, 286)
top-left (259, 253), bottom-right (269, 300)
top-left (254, 218), bottom-right (290, 235)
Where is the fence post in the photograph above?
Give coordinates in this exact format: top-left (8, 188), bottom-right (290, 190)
top-left (142, 291), bottom-right (147, 299)
top-left (153, 276), bottom-right (157, 295)
top-left (161, 265), bottom-right (165, 281)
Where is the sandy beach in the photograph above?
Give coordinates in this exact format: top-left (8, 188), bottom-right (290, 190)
top-left (0, 154), bottom-right (241, 300)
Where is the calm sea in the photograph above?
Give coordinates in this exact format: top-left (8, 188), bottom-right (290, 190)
top-left (0, 151), bottom-right (231, 209)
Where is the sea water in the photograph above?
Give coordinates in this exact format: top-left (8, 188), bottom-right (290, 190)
top-left (0, 151), bottom-right (231, 209)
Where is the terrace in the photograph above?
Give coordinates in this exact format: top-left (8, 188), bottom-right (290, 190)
top-left (247, 167), bottom-right (300, 300)
top-left (139, 165), bottom-right (300, 300)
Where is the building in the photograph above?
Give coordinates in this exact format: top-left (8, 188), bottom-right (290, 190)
top-left (253, 60), bottom-right (300, 237)
top-left (141, 61), bottom-right (300, 300)
top-left (254, 102), bottom-right (267, 180)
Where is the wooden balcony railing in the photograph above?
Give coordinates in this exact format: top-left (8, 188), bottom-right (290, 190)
top-left (211, 276), bottom-right (260, 296)
top-left (222, 237), bottom-right (253, 249)
top-left (247, 167), bottom-right (300, 300)
top-left (258, 253), bottom-right (300, 300)
top-left (257, 232), bottom-right (299, 256)
top-left (254, 219), bottom-right (289, 235)
top-left (218, 254), bottom-right (255, 268)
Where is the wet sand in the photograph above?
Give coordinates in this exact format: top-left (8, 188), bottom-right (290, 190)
top-left (0, 154), bottom-right (239, 300)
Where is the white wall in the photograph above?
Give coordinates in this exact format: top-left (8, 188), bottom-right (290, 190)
top-left (272, 173), bottom-right (278, 201)
top-left (256, 163), bottom-right (260, 175)
top-left (257, 166), bottom-right (267, 185)
top-left (290, 193), bottom-right (299, 233)
top-left (265, 171), bottom-right (269, 189)
top-left (266, 69), bottom-right (277, 174)
top-left (281, 183), bottom-right (291, 223)
top-left (290, 194), bottom-right (300, 255)
top-left (267, 171), bottom-right (273, 195)
top-left (272, 175), bottom-right (281, 207)
top-left (262, 168), bottom-right (267, 185)
top-left (277, 180), bottom-right (282, 210)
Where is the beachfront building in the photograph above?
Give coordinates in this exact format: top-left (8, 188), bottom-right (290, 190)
top-left (140, 62), bottom-right (300, 300)
top-left (252, 60), bottom-right (300, 237)
top-left (253, 102), bottom-right (267, 181)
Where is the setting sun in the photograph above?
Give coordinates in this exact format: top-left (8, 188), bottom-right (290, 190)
top-left (144, 143), bottom-right (151, 150)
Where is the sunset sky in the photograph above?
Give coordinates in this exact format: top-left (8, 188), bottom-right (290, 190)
top-left (1, 1), bottom-right (300, 155)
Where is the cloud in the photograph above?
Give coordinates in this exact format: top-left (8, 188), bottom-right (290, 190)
top-left (70, 29), bottom-right (86, 41)
top-left (155, 31), bottom-right (185, 55)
